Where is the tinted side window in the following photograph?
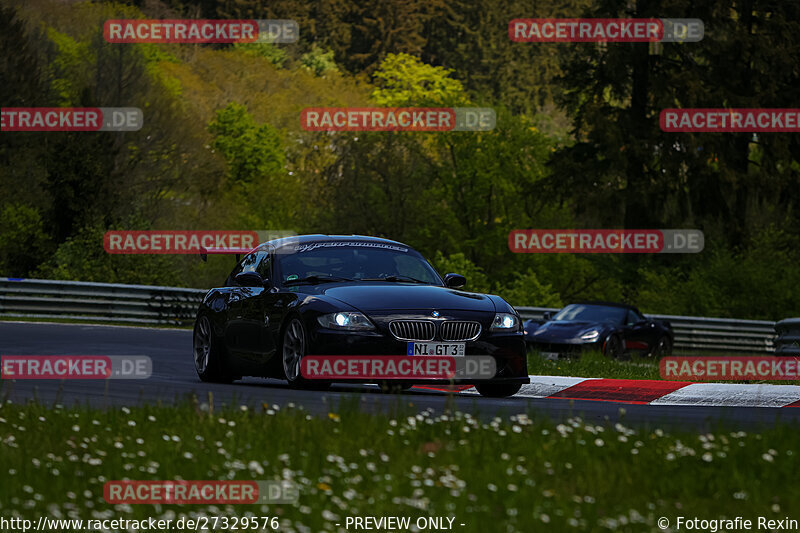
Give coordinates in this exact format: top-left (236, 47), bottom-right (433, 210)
top-left (225, 252), bottom-right (264, 286)
top-left (627, 309), bottom-right (644, 325)
top-left (240, 252), bottom-right (260, 274)
top-left (256, 253), bottom-right (272, 280)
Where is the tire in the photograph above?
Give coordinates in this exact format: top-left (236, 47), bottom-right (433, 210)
top-left (603, 334), bottom-right (625, 359)
top-left (475, 382), bottom-right (522, 398)
top-left (280, 317), bottom-right (330, 390)
top-left (651, 336), bottom-right (672, 358)
top-left (193, 315), bottom-right (233, 383)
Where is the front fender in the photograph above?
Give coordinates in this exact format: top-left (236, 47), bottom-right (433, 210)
top-left (196, 288), bottom-right (236, 337)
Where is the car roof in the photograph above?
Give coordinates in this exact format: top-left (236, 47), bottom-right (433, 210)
top-left (570, 301), bottom-right (641, 312)
top-left (254, 234), bottom-right (412, 252)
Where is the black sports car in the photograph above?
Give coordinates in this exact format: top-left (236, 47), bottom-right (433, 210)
top-left (524, 302), bottom-right (673, 358)
top-left (192, 235), bottom-right (529, 397)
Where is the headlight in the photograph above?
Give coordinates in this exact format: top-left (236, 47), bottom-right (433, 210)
top-left (317, 312), bottom-right (375, 331)
top-left (580, 330), bottom-right (599, 341)
top-left (491, 313), bottom-right (519, 331)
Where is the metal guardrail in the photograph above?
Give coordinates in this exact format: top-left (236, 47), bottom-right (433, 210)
top-left (0, 278), bottom-right (787, 353)
top-left (516, 307), bottom-right (778, 354)
top-left (775, 318), bottom-right (800, 356)
top-left (0, 278), bottom-right (205, 326)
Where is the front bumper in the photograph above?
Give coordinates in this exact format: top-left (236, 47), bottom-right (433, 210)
top-left (308, 328), bottom-right (528, 381)
top-left (527, 340), bottom-right (603, 356)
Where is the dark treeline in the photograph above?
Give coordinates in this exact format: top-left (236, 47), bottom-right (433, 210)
top-left (0, 0), bottom-right (798, 319)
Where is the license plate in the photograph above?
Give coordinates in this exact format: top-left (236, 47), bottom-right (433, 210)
top-left (407, 342), bottom-right (465, 356)
top-left (541, 351), bottom-right (560, 360)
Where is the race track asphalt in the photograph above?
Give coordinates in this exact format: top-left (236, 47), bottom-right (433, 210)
top-left (1, 322), bottom-right (798, 431)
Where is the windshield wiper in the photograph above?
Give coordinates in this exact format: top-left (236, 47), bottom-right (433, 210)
top-left (284, 275), bottom-right (354, 285)
top-left (361, 275), bottom-right (430, 284)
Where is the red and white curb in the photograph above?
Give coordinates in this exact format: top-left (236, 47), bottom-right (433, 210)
top-left (515, 376), bottom-right (800, 408)
top-left (443, 376), bottom-right (800, 408)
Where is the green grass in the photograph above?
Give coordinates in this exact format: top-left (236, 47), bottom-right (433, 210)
top-left (0, 399), bottom-right (797, 532)
top-left (527, 350), bottom-right (800, 385)
top-left (527, 350), bottom-right (663, 380)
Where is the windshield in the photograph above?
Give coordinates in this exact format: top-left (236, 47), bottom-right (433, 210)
top-left (275, 242), bottom-right (442, 285)
top-left (552, 304), bottom-right (627, 324)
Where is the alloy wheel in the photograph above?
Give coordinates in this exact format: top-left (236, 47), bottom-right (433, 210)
top-left (282, 318), bottom-right (306, 381)
top-left (193, 315), bottom-right (212, 374)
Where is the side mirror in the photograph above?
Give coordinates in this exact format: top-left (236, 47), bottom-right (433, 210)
top-left (542, 311), bottom-right (553, 321)
top-left (443, 273), bottom-right (466, 289)
top-left (234, 271), bottom-right (268, 288)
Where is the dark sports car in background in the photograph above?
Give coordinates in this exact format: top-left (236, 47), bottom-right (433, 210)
top-left (524, 302), bottom-right (673, 358)
top-left (192, 235), bottom-right (529, 397)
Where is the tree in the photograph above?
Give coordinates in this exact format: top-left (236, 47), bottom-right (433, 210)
top-left (0, 205), bottom-right (51, 276)
top-left (550, 0), bottom-right (800, 241)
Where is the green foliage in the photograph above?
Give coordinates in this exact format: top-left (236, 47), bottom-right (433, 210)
top-left (371, 53), bottom-right (467, 106)
top-left (500, 269), bottom-right (562, 308)
top-left (300, 45), bottom-right (338, 76)
top-left (233, 42), bottom-right (288, 68)
top-left (426, 109), bottom-right (552, 258)
top-left (207, 102), bottom-right (302, 231)
top-left (420, 0), bottom-right (593, 114)
top-left (35, 224), bottom-right (182, 286)
top-left (139, 43), bottom-right (183, 98)
top-left (523, 254), bottom-right (625, 304)
top-left (429, 252), bottom-right (562, 306)
top-left (0, 204), bottom-right (52, 277)
top-left (3, 0), bottom-right (799, 322)
top-left (45, 27), bottom-right (91, 106)
top-left (208, 103), bottom-right (286, 184)
top-left (429, 251), bottom-right (490, 293)
top-left (635, 228), bottom-right (800, 320)
top-left (551, 0), bottom-right (800, 238)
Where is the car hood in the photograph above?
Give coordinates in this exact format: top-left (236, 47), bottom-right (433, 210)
top-left (311, 282), bottom-right (496, 313)
top-left (529, 320), bottom-right (611, 341)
